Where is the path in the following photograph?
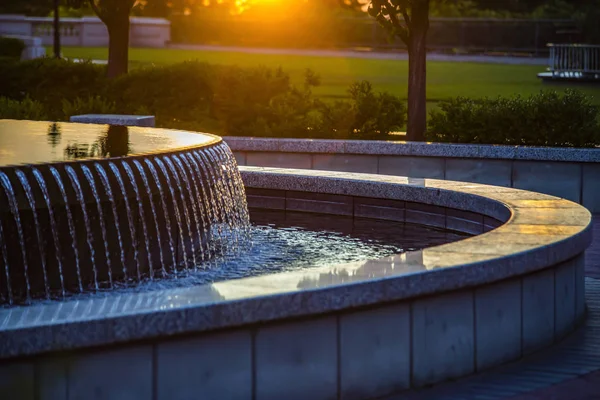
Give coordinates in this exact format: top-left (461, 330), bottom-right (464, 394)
top-left (386, 216), bottom-right (600, 400)
top-left (167, 44), bottom-right (548, 66)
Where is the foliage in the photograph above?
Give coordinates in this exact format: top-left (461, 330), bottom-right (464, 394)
top-left (61, 96), bottom-right (117, 118)
top-left (0, 37), bottom-right (25, 60)
top-left (0, 97), bottom-right (48, 120)
top-left (0, 58), bottom-right (405, 139)
top-left (0, 58), bottom-right (108, 119)
top-left (427, 90), bottom-right (600, 148)
top-left (347, 81), bottom-right (406, 138)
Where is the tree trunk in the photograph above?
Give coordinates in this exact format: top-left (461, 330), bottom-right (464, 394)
top-left (406, 2), bottom-right (429, 142)
top-left (105, 15), bottom-right (130, 78)
top-left (53, 0), bottom-right (60, 58)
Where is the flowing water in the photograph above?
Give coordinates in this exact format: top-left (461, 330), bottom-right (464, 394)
top-left (81, 165), bottom-right (113, 287)
top-left (65, 166), bottom-right (98, 290)
top-left (123, 161), bottom-right (154, 279)
top-left (0, 172), bottom-right (31, 301)
top-left (50, 167), bottom-right (83, 292)
top-left (32, 168), bottom-right (65, 296)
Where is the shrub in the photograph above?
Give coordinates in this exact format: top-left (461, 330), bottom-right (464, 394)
top-left (61, 96), bottom-right (117, 120)
top-left (0, 58), bottom-right (107, 120)
top-left (427, 90), bottom-right (600, 147)
top-left (348, 81), bottom-right (406, 139)
top-left (111, 61), bottom-right (214, 125)
top-left (0, 97), bottom-right (48, 120)
top-left (0, 37), bottom-right (25, 59)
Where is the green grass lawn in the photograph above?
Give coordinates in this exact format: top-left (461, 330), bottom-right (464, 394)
top-left (59, 46), bottom-right (600, 105)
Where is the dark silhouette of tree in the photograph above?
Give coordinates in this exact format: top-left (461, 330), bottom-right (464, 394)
top-left (368, 0), bottom-right (430, 142)
top-left (67, 0), bottom-right (137, 77)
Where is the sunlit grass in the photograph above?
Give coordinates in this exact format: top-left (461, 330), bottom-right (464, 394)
top-left (59, 46), bottom-right (600, 105)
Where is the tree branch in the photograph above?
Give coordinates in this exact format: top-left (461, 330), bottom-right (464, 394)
top-left (400, 7), bottom-right (411, 27)
top-left (382, 2), bottom-right (409, 44)
top-left (87, 0), bottom-right (102, 19)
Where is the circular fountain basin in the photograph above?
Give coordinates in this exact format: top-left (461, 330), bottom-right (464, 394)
top-left (0, 163), bottom-right (592, 400)
top-left (0, 119), bottom-right (247, 304)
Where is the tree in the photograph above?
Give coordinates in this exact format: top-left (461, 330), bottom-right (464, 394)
top-left (68, 0), bottom-right (137, 77)
top-left (368, 0), bottom-right (430, 141)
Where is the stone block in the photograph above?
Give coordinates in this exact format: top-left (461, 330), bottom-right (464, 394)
top-left (0, 361), bottom-right (34, 400)
top-left (246, 152), bottom-right (311, 169)
top-left (353, 197), bottom-right (405, 222)
top-left (286, 191), bottom-right (353, 216)
top-left (512, 161), bottom-right (581, 203)
top-left (446, 159), bottom-right (512, 187)
top-left (157, 330), bottom-right (252, 400)
top-left (405, 202), bottom-right (445, 228)
top-left (582, 164), bottom-right (600, 212)
top-left (575, 255), bottom-right (586, 322)
top-left (411, 291), bottom-right (475, 387)
top-left (446, 208), bottom-right (484, 235)
top-left (38, 357), bottom-right (68, 400)
top-left (555, 259), bottom-right (576, 339)
top-left (68, 345), bottom-right (152, 400)
top-left (312, 154), bottom-right (378, 173)
top-left (475, 279), bottom-right (522, 371)
top-left (378, 156), bottom-right (445, 179)
top-left (340, 304), bottom-right (410, 400)
top-left (232, 151), bottom-right (246, 166)
top-left (522, 269), bottom-right (555, 354)
top-left (70, 114), bottom-right (155, 127)
top-left (256, 317), bottom-right (337, 400)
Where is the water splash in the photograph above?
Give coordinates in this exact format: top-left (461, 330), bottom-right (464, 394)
top-left (63, 166), bottom-right (96, 290)
top-left (81, 165), bottom-right (113, 287)
top-left (124, 161), bottom-right (154, 279)
top-left (32, 168), bottom-right (66, 296)
top-left (109, 162), bottom-right (140, 280)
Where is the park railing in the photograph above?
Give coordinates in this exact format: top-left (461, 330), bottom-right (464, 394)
top-left (171, 16), bottom-right (579, 55)
top-left (0, 15), bottom-right (171, 48)
top-left (548, 43), bottom-right (600, 77)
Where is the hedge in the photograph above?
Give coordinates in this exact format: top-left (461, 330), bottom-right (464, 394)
top-left (427, 90), bottom-right (600, 148)
top-left (1, 58), bottom-right (599, 147)
top-left (0, 58), bottom-right (405, 140)
top-left (0, 37), bottom-right (25, 60)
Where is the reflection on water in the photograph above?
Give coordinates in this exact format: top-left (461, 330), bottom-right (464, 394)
top-left (64, 125), bottom-right (131, 159)
top-left (47, 123), bottom-right (61, 148)
top-left (0, 119), bottom-right (217, 166)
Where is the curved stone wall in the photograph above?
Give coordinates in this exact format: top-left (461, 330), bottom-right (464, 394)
top-left (0, 167), bottom-right (592, 400)
top-left (225, 136), bottom-right (600, 213)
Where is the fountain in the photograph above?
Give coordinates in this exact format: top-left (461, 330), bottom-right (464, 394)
top-left (0, 119), bottom-right (249, 304)
top-left (0, 119), bottom-right (592, 400)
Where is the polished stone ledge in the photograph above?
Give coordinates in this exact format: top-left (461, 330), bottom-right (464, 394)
top-left (0, 167), bottom-right (592, 360)
top-left (224, 137), bottom-right (600, 163)
top-left (70, 114), bottom-right (156, 127)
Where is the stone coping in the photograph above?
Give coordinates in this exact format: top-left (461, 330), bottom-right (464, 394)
top-left (69, 114), bottom-right (156, 127)
top-left (0, 167), bottom-right (592, 360)
top-left (223, 137), bottom-right (600, 163)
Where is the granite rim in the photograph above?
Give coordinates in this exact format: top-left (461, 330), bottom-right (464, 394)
top-left (223, 136), bottom-right (600, 163)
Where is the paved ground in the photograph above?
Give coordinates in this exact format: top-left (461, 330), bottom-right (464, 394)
top-left (167, 44), bottom-right (549, 66)
top-left (386, 215), bottom-right (600, 400)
